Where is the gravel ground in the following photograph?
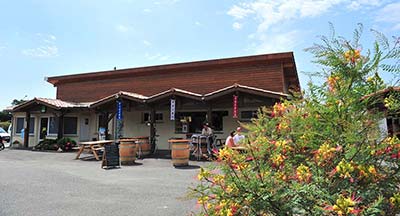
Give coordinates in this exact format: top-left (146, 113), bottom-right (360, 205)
top-left (0, 149), bottom-right (209, 216)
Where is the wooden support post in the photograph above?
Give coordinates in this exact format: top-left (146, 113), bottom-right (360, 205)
top-left (24, 112), bottom-right (31, 148)
top-left (150, 106), bottom-right (156, 153)
top-left (57, 114), bottom-right (64, 140)
top-left (207, 103), bottom-right (213, 126)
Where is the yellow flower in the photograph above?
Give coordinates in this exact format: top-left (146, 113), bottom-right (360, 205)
top-left (197, 167), bottom-right (211, 180)
top-left (218, 148), bottom-right (232, 160)
top-left (296, 164), bottom-right (312, 182)
top-left (336, 159), bottom-right (354, 179)
top-left (197, 195), bottom-right (209, 205)
top-left (315, 142), bottom-right (336, 163)
top-left (390, 193), bottom-right (400, 207)
top-left (331, 194), bottom-right (359, 216)
top-left (213, 174), bottom-right (225, 185)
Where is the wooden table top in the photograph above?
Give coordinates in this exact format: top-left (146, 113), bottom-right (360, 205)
top-left (79, 140), bottom-right (115, 145)
top-left (168, 139), bottom-right (191, 143)
top-left (231, 146), bottom-right (247, 150)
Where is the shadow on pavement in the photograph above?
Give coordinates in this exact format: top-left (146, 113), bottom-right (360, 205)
top-left (174, 165), bottom-right (201, 170)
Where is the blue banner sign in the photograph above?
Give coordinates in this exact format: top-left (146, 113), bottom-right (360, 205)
top-left (117, 101), bottom-right (123, 120)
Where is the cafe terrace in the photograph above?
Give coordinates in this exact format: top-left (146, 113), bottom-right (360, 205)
top-left (10, 52), bottom-right (300, 152)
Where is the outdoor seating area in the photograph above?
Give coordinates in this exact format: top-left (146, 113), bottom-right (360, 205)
top-left (74, 134), bottom-right (227, 168)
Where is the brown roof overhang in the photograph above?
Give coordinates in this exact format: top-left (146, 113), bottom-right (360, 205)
top-left (203, 84), bottom-right (288, 101)
top-left (46, 52), bottom-right (296, 86)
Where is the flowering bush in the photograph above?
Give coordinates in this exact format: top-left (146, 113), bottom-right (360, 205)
top-left (189, 24), bottom-right (400, 215)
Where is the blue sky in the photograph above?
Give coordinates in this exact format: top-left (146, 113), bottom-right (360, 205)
top-left (1, 0), bottom-right (399, 110)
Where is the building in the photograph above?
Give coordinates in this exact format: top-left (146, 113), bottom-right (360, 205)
top-left (363, 86), bottom-right (400, 139)
top-left (11, 52), bottom-right (300, 151)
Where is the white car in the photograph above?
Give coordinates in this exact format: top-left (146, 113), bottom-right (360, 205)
top-left (0, 127), bottom-right (10, 143)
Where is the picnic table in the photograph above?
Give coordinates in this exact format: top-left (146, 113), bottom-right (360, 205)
top-left (230, 146), bottom-right (248, 153)
top-left (75, 140), bottom-right (114, 160)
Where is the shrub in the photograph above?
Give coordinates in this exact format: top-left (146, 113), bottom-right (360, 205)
top-left (56, 137), bottom-right (77, 152)
top-left (190, 24), bottom-right (400, 215)
top-left (35, 139), bottom-right (58, 151)
top-left (0, 121), bottom-right (10, 131)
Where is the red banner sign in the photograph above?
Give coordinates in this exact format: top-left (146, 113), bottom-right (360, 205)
top-left (233, 95), bottom-right (238, 118)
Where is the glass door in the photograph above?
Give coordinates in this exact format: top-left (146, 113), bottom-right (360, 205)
top-left (39, 117), bottom-right (49, 141)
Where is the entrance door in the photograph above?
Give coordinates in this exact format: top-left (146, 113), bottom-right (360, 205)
top-left (80, 117), bottom-right (90, 141)
top-left (39, 117), bottom-right (49, 141)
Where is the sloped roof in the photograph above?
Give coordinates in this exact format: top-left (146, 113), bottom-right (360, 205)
top-left (13, 84), bottom-right (289, 111)
top-left (203, 84), bottom-right (288, 100)
top-left (361, 86), bottom-right (400, 100)
top-left (146, 88), bottom-right (203, 103)
top-left (12, 98), bottom-right (90, 112)
top-left (90, 91), bottom-right (148, 108)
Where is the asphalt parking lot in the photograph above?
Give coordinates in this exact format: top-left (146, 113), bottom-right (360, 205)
top-left (0, 149), bottom-right (209, 216)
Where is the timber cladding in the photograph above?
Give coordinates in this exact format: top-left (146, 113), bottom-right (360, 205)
top-left (55, 63), bottom-right (284, 102)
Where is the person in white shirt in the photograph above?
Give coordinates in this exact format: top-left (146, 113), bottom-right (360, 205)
top-left (233, 127), bottom-right (245, 145)
top-left (201, 123), bottom-right (213, 136)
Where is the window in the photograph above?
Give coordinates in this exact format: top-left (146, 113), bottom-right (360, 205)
top-left (240, 110), bottom-right (258, 121)
top-left (143, 112), bottom-right (163, 123)
top-left (175, 112), bottom-right (206, 133)
top-left (29, 118), bottom-right (35, 134)
top-left (49, 117), bottom-right (59, 134)
top-left (63, 117), bottom-right (77, 135)
top-left (387, 114), bottom-right (400, 139)
top-left (15, 117), bottom-right (35, 134)
top-left (211, 111), bottom-right (228, 131)
top-left (16, 118), bottom-right (24, 133)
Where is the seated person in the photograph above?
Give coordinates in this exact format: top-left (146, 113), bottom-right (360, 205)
top-left (233, 127), bottom-right (245, 146)
top-left (225, 131), bottom-right (236, 148)
top-left (201, 123), bottom-right (213, 136)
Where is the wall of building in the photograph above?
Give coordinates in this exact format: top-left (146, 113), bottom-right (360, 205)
top-left (55, 63), bottom-right (284, 102)
top-left (11, 111), bottom-right (98, 147)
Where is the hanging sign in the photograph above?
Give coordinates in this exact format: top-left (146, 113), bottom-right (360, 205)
top-left (117, 100), bottom-right (123, 120)
top-left (170, 99), bottom-right (176, 120)
top-left (233, 95), bottom-right (238, 118)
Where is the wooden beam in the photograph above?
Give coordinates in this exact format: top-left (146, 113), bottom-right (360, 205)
top-left (57, 114), bottom-right (64, 140)
top-left (150, 106), bottom-right (156, 153)
top-left (207, 103), bottom-right (213, 127)
top-left (24, 112), bottom-right (30, 148)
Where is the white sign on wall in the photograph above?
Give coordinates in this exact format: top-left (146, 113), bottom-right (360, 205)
top-left (170, 99), bottom-right (176, 120)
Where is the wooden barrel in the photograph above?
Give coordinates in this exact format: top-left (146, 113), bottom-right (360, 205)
top-left (135, 136), bottom-right (151, 156)
top-left (170, 139), bottom-right (190, 167)
top-left (119, 139), bottom-right (137, 165)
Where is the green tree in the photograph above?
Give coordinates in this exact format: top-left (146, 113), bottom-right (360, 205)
top-left (190, 24), bottom-right (400, 215)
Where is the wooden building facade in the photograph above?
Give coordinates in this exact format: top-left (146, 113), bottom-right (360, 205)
top-left (11, 52), bottom-right (300, 150)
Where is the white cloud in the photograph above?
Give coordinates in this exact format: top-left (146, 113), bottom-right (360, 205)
top-left (253, 30), bottom-right (300, 54)
top-left (375, 2), bottom-right (400, 23)
top-left (143, 8), bottom-right (152, 13)
top-left (374, 2), bottom-right (400, 31)
top-left (22, 45), bottom-right (58, 57)
top-left (228, 0), bottom-right (384, 32)
top-left (143, 40), bottom-right (152, 46)
top-left (227, 0), bottom-right (384, 54)
top-left (227, 4), bottom-right (254, 19)
top-left (195, 21), bottom-right (202, 26)
top-left (347, 0), bottom-right (382, 10)
top-left (232, 22), bottom-right (243, 30)
top-left (145, 53), bottom-right (170, 61)
top-left (22, 33), bottom-right (58, 57)
top-left (115, 24), bottom-right (130, 33)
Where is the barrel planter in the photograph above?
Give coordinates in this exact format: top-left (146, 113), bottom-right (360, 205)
top-left (119, 139), bottom-right (137, 165)
top-left (135, 136), bottom-right (151, 157)
top-left (169, 139), bottom-right (190, 167)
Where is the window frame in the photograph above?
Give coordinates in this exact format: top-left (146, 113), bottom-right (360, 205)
top-left (63, 116), bottom-right (78, 136)
top-left (15, 117), bottom-right (35, 135)
top-left (142, 112), bottom-right (164, 123)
